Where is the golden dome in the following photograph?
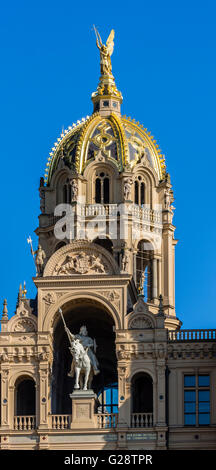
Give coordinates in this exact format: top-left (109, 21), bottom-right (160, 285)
top-left (45, 113), bottom-right (166, 185)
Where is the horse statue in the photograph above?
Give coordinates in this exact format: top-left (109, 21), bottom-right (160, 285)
top-left (69, 338), bottom-right (93, 391)
top-left (59, 308), bottom-right (99, 391)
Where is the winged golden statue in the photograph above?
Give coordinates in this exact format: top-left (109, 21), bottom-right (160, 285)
top-left (94, 26), bottom-right (115, 76)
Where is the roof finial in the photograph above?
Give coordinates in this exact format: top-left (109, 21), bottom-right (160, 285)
top-left (92, 26), bottom-right (122, 112)
top-left (2, 299), bottom-right (8, 320)
top-left (94, 26), bottom-right (114, 77)
top-left (16, 283), bottom-right (23, 308)
top-left (22, 281), bottom-right (27, 299)
top-left (158, 294), bottom-right (165, 317)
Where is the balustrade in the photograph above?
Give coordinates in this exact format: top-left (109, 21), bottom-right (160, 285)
top-left (51, 414), bottom-right (71, 429)
top-left (131, 412), bottom-right (153, 428)
top-left (168, 329), bottom-right (216, 342)
top-left (97, 413), bottom-right (118, 428)
top-left (14, 415), bottom-right (36, 430)
top-left (41, 205), bottom-right (162, 228)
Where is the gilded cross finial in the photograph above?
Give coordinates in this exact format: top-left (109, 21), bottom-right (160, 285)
top-left (22, 281), bottom-right (27, 299)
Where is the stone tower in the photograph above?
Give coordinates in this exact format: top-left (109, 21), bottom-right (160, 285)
top-left (0, 30), bottom-right (215, 451)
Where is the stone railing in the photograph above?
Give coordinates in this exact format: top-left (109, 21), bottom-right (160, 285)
top-left (81, 204), bottom-right (118, 217)
top-left (131, 206), bottom-right (162, 224)
top-left (97, 413), bottom-right (118, 428)
top-left (14, 415), bottom-right (36, 430)
top-left (40, 215), bottom-right (63, 228)
top-left (40, 204), bottom-right (162, 228)
top-left (51, 413), bottom-right (118, 429)
top-left (51, 414), bottom-right (71, 429)
top-left (13, 412), bottom-right (156, 431)
top-left (82, 204), bottom-right (162, 224)
top-left (131, 413), bottom-right (153, 428)
top-left (168, 329), bottom-right (216, 342)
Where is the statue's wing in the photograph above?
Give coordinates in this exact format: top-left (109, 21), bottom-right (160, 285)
top-left (94, 25), bottom-right (102, 47)
top-left (106, 29), bottom-right (115, 56)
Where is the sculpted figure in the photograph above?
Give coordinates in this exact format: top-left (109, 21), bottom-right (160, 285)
top-left (164, 188), bottom-right (171, 209)
top-left (124, 178), bottom-right (132, 200)
top-left (94, 26), bottom-right (114, 76)
top-left (68, 325), bottom-right (100, 377)
top-left (27, 236), bottom-right (46, 276)
top-left (138, 271), bottom-right (145, 295)
top-left (35, 245), bottom-right (46, 276)
top-left (58, 255), bottom-right (75, 274)
top-left (121, 253), bottom-right (129, 272)
top-left (70, 179), bottom-right (78, 202)
top-left (90, 254), bottom-right (106, 273)
top-left (60, 309), bottom-right (100, 391)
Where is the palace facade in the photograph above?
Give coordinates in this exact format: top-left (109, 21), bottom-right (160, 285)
top-left (0, 31), bottom-right (215, 450)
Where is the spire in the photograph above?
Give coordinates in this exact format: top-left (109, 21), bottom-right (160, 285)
top-left (92, 26), bottom-right (122, 116)
top-left (16, 283), bottom-right (22, 308)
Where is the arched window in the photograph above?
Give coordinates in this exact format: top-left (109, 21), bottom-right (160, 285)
top-left (134, 176), bottom-right (145, 206)
top-left (95, 172), bottom-right (110, 204)
top-left (131, 373), bottom-right (153, 427)
top-left (135, 181), bottom-right (139, 205)
top-left (63, 178), bottom-right (72, 203)
top-left (95, 178), bottom-right (101, 203)
top-left (104, 177), bottom-right (110, 204)
top-left (141, 182), bottom-right (145, 205)
top-left (98, 382), bottom-right (118, 414)
top-left (15, 378), bottom-right (36, 415)
top-left (136, 240), bottom-right (153, 301)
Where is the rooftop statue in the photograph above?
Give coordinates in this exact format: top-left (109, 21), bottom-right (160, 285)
top-left (94, 26), bottom-right (115, 76)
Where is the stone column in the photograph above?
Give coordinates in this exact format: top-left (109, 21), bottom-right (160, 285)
top-left (1, 369), bottom-right (10, 430)
top-left (156, 362), bottom-right (166, 427)
top-left (162, 226), bottom-right (175, 310)
top-left (158, 257), bottom-right (162, 297)
top-left (117, 362), bottom-right (130, 427)
top-left (38, 366), bottom-right (49, 429)
top-left (152, 258), bottom-right (158, 300)
top-left (133, 252), bottom-right (137, 286)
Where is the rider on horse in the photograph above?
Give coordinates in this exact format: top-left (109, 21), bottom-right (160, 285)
top-left (66, 325), bottom-right (100, 377)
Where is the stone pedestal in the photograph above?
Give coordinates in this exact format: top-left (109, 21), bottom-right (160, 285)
top-left (70, 390), bottom-right (97, 429)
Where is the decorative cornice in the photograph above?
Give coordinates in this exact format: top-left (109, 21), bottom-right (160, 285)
top-left (34, 274), bottom-right (131, 288)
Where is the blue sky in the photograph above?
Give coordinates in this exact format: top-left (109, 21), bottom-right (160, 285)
top-left (0, 0), bottom-right (215, 328)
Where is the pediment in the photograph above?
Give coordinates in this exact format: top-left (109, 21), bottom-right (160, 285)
top-left (127, 296), bottom-right (156, 330)
top-left (129, 315), bottom-right (153, 329)
top-left (8, 300), bottom-right (37, 333)
top-left (44, 241), bottom-right (119, 277)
